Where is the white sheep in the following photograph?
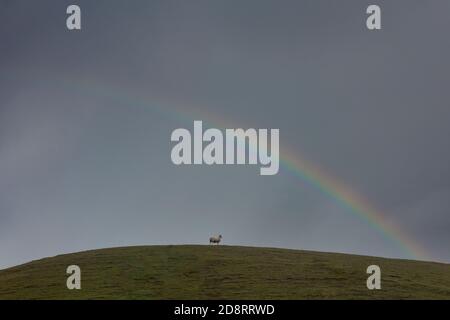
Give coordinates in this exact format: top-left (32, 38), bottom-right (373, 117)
top-left (209, 234), bottom-right (222, 245)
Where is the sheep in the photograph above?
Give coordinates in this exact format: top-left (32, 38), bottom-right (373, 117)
top-left (209, 234), bottom-right (222, 245)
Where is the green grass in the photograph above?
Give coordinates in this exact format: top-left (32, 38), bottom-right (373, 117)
top-left (0, 245), bottom-right (449, 299)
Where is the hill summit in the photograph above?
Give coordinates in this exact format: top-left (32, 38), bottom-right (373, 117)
top-left (0, 245), bottom-right (449, 299)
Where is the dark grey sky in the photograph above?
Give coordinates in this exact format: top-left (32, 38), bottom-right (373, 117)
top-left (1, 0), bottom-right (449, 269)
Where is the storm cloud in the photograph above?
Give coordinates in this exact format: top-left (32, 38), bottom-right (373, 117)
top-left (0, 0), bottom-right (449, 268)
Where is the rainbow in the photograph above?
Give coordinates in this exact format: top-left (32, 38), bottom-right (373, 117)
top-left (59, 78), bottom-right (429, 261)
top-left (281, 150), bottom-right (428, 260)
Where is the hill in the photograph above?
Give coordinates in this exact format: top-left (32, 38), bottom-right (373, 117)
top-left (0, 245), bottom-right (449, 299)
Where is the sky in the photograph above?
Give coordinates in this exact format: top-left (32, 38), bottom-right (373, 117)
top-left (1, 0), bottom-right (449, 269)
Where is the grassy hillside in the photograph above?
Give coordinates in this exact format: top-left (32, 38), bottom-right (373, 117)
top-left (0, 245), bottom-right (449, 299)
